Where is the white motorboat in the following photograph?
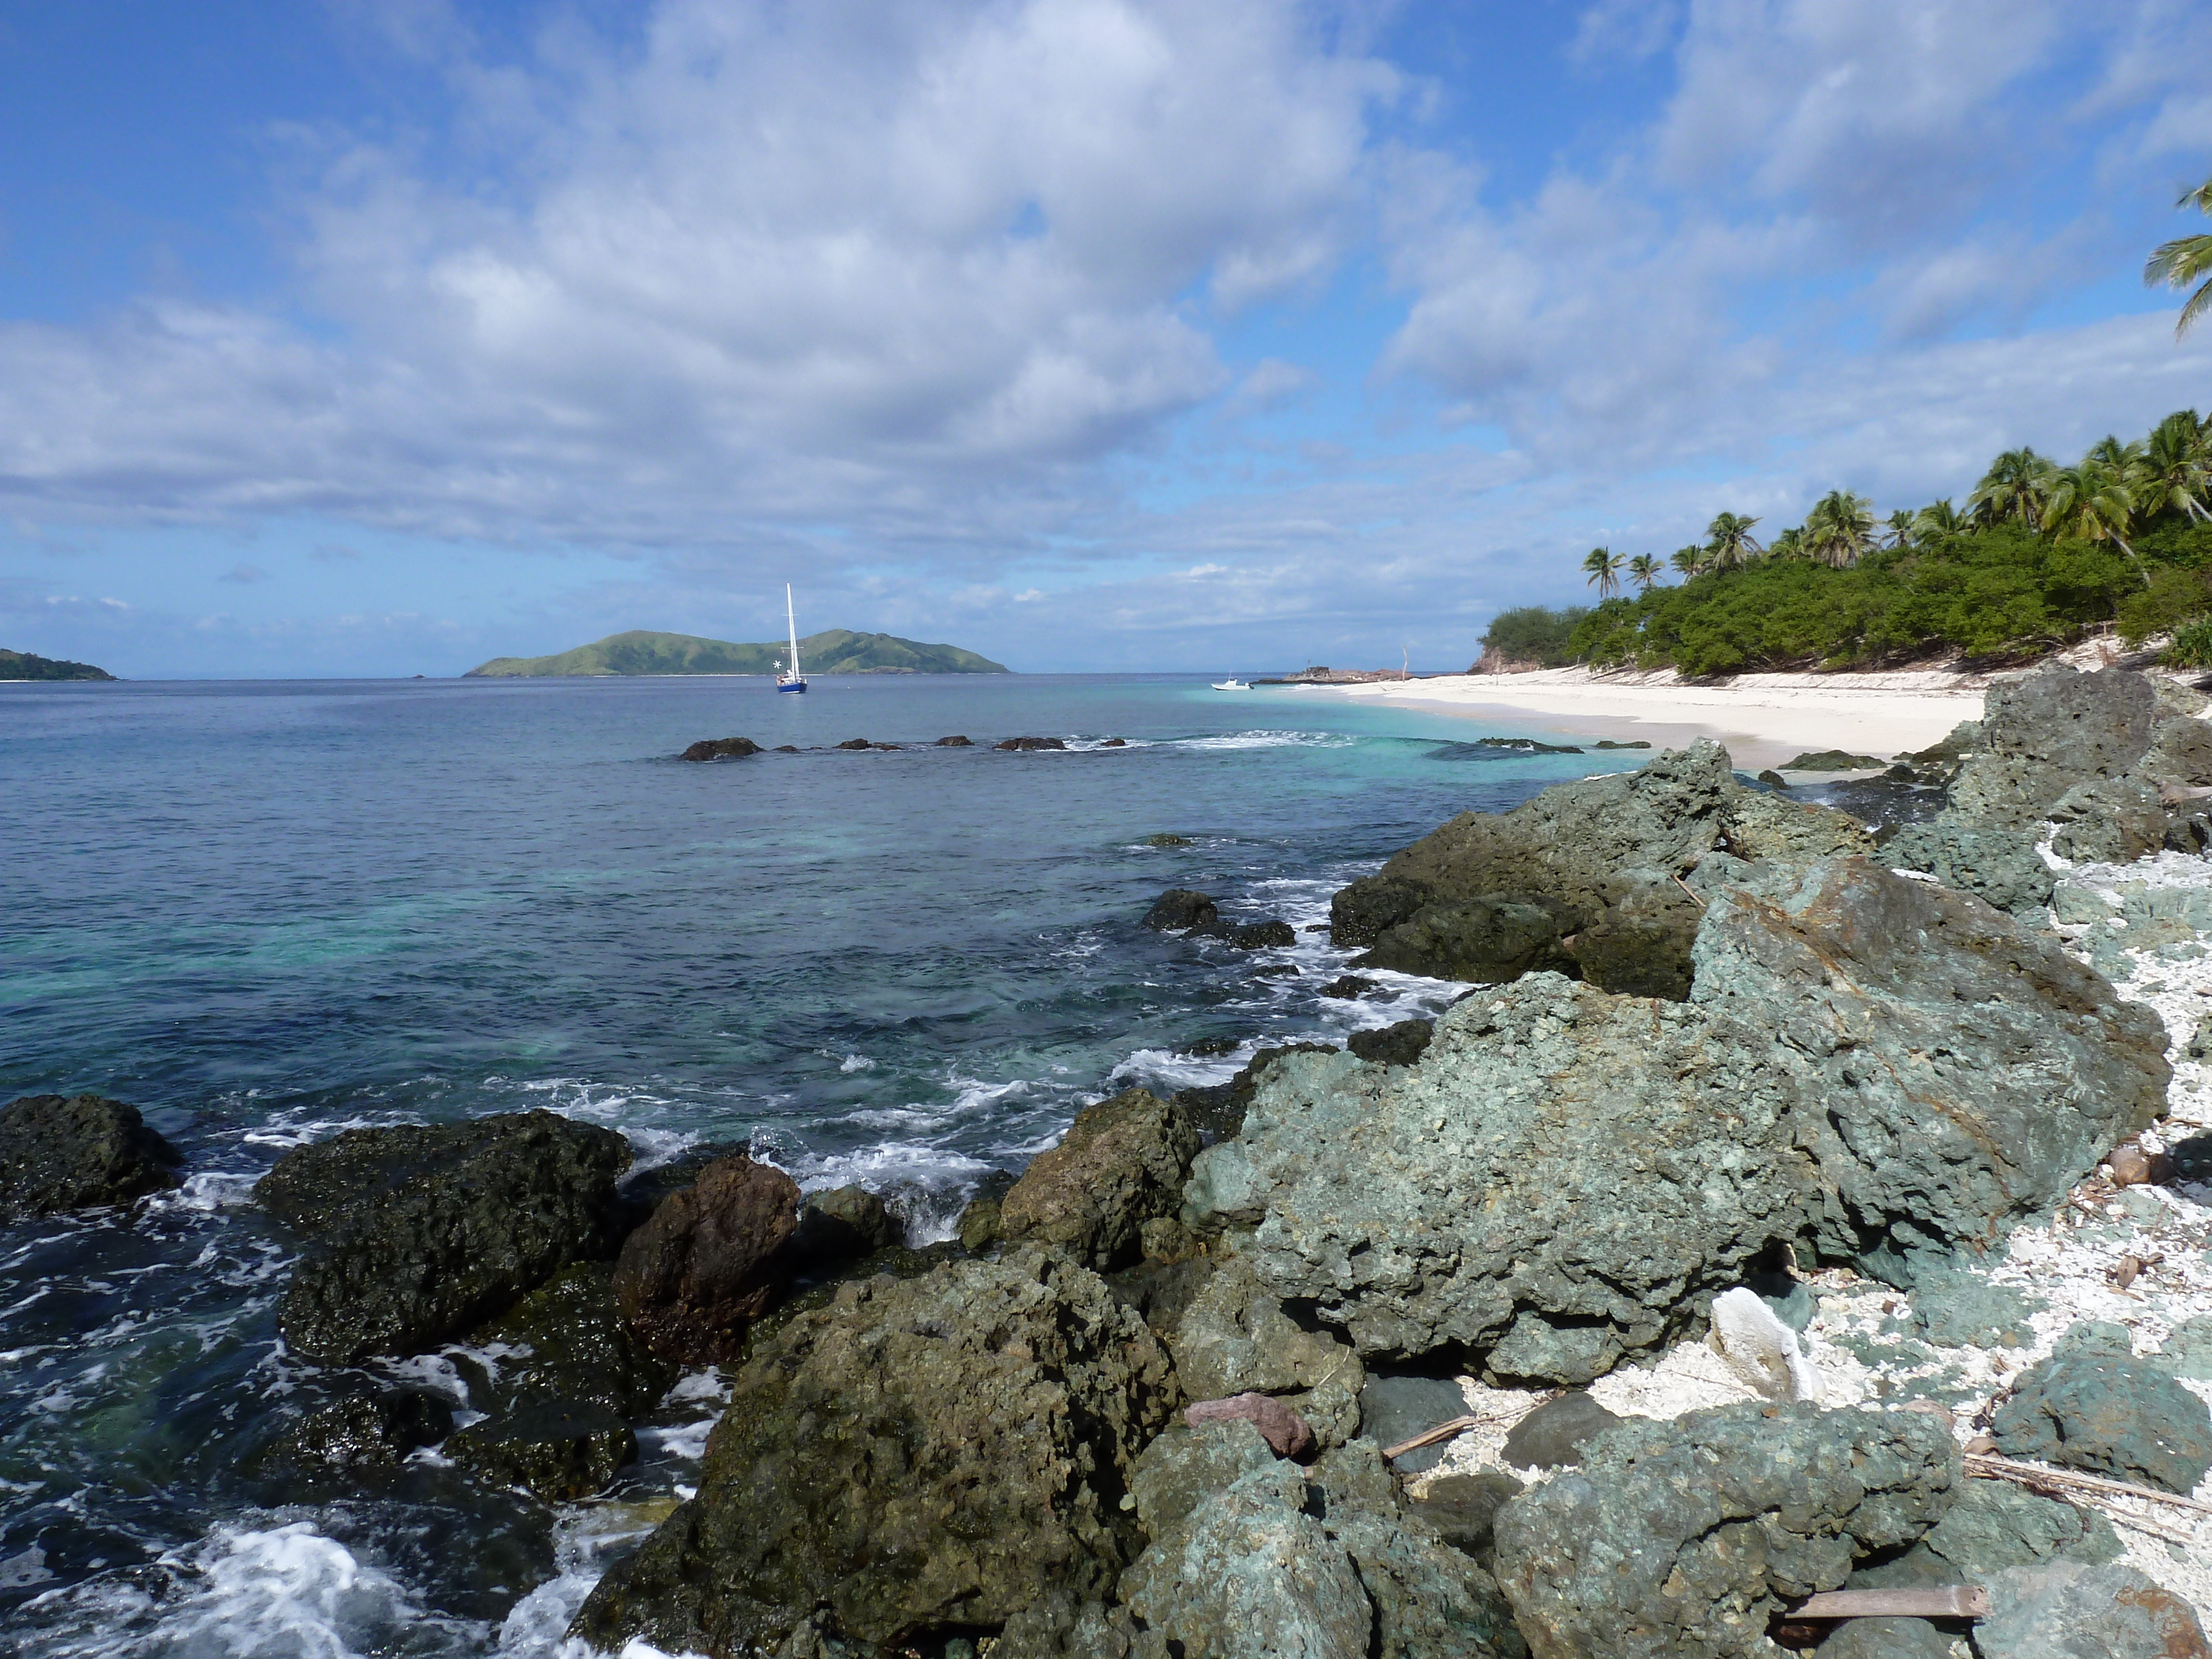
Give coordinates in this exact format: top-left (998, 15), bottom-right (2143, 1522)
top-left (1211, 677), bottom-right (1250, 691)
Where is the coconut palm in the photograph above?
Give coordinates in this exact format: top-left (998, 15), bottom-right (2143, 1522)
top-left (1582, 545), bottom-right (1625, 598)
top-left (1627, 553), bottom-right (1663, 591)
top-left (1704, 512), bottom-right (1764, 572)
top-left (1882, 508), bottom-right (1916, 550)
top-left (2146, 176), bottom-right (2212, 338)
top-left (1911, 498), bottom-right (1963, 539)
top-left (1967, 448), bottom-right (2054, 529)
top-left (1670, 545), bottom-right (1706, 577)
top-left (2042, 456), bottom-right (2148, 585)
top-left (2137, 410), bottom-right (2211, 524)
top-left (1768, 526), bottom-right (1805, 561)
top-left (1802, 489), bottom-right (1876, 568)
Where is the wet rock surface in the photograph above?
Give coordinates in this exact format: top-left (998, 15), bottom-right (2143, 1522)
top-left (1493, 1402), bottom-right (1959, 1659)
top-left (997, 1088), bottom-right (1197, 1270)
top-left (679, 737), bottom-right (760, 761)
top-left (1992, 1326), bottom-right (2212, 1493)
top-left (247, 1385), bottom-right (455, 1474)
top-left (446, 1400), bottom-right (636, 1503)
top-left (0, 1093), bottom-right (181, 1218)
top-left (782, 1185), bottom-right (899, 1274)
top-left (262, 1111), bottom-right (632, 1364)
top-left (570, 1249), bottom-right (1177, 1658)
top-left (1347, 1018), bottom-right (1435, 1067)
top-left (997, 735), bottom-right (1066, 750)
top-left (455, 1261), bottom-right (676, 1419)
top-left (612, 1152), bottom-right (801, 1364)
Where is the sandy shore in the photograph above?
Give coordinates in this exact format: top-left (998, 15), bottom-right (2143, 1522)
top-left (1288, 666), bottom-right (1998, 771)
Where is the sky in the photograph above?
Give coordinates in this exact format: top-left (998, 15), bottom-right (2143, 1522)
top-left (2, 1), bottom-right (2211, 678)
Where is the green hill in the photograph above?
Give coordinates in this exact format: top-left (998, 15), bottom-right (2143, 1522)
top-left (464, 628), bottom-right (1009, 678)
top-left (1, 647), bottom-right (116, 681)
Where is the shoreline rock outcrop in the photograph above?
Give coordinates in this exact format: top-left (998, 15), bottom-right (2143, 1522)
top-left (995, 1088), bottom-right (1197, 1271)
top-left (0, 1093), bottom-right (182, 1218)
top-left (611, 1152), bottom-right (801, 1363)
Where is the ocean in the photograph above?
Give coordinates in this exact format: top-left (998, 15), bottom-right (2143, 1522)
top-left (1, 671), bottom-right (1644, 1658)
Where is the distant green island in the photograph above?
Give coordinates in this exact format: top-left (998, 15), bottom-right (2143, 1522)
top-left (464, 628), bottom-right (1009, 678)
top-left (1, 647), bottom-right (116, 681)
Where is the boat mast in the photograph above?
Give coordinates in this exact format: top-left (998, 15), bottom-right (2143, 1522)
top-left (786, 585), bottom-right (801, 680)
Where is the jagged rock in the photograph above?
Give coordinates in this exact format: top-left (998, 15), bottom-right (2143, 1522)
top-left (1226, 920), bottom-right (1296, 949)
top-left (1975, 1562), bottom-right (2211, 1659)
top-left (997, 1089), bottom-right (1197, 1271)
top-left (1410, 1471), bottom-right (1523, 1564)
top-left (263, 1111), bottom-right (632, 1364)
top-left (2047, 775), bottom-right (2171, 864)
top-left (1348, 1019), bottom-right (1435, 1067)
top-left (1142, 889), bottom-right (1218, 932)
top-left (680, 737), bottom-right (760, 761)
top-left (1910, 1268), bottom-right (2040, 1348)
top-left (0, 1093), bottom-right (181, 1218)
top-left (1992, 1326), bottom-right (2212, 1494)
top-left (1494, 1402), bottom-right (1958, 1659)
top-left (1499, 1391), bottom-right (1623, 1471)
top-left (1884, 819), bottom-right (2053, 915)
top-left (447, 1400), bottom-right (635, 1502)
top-left (1171, 1042), bottom-right (1339, 1146)
top-left (2156, 1313), bottom-right (2212, 1380)
top-left (1146, 1253), bottom-right (1364, 1449)
top-left (1127, 1419), bottom-right (1278, 1535)
top-left (455, 1261), bottom-right (675, 1419)
top-left (1319, 974), bottom-right (1380, 998)
top-left (1120, 1446), bottom-right (1524, 1659)
top-left (1948, 667), bottom-right (2158, 826)
top-left (1184, 1392), bottom-right (1312, 1458)
top-left (992, 1593), bottom-right (1139, 1658)
top-left (248, 1385), bottom-right (454, 1473)
top-left (997, 735), bottom-right (1066, 750)
top-left (1780, 750), bottom-right (1885, 771)
top-left (568, 1250), bottom-right (1177, 1657)
top-left (1355, 896), bottom-right (1577, 983)
top-left (784, 1186), bottom-right (899, 1274)
top-left (612, 1153), bottom-right (801, 1364)
top-left (1849, 1478), bottom-right (2120, 1592)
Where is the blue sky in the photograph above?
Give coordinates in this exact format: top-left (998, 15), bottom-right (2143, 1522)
top-left (4, 0), bottom-right (2211, 677)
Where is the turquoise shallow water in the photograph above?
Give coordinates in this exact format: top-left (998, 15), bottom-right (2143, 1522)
top-left (0, 672), bottom-right (1639, 1657)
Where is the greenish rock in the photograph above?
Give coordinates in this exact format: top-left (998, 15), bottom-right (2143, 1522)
top-left (0, 1093), bottom-right (181, 1218)
top-left (1408, 1470), bottom-right (1523, 1564)
top-left (991, 1593), bottom-right (1138, 1658)
top-left (1491, 1402), bottom-right (1960, 1659)
top-left (1975, 1561), bottom-right (2212, 1659)
top-left (568, 1249), bottom-right (1178, 1658)
top-left (1816, 1615), bottom-right (1954, 1659)
top-left (998, 1088), bottom-right (1197, 1270)
top-left (1947, 667), bottom-right (2158, 828)
top-left (2154, 1314), bottom-right (2212, 1380)
top-left (956, 1193), bottom-right (1003, 1251)
top-left (1754, 1276), bottom-right (1815, 1333)
top-left (1499, 1391), bottom-right (1623, 1471)
top-left (1358, 1375), bottom-right (1470, 1474)
top-left (262, 1111), bottom-right (633, 1364)
top-left (1125, 1419), bottom-right (1276, 1536)
top-left (1149, 1253), bottom-right (1364, 1449)
top-left (1885, 818), bottom-right (2055, 915)
top-left (446, 1400), bottom-right (635, 1501)
top-left (1992, 1332), bottom-right (2212, 1493)
top-left (2048, 776), bottom-right (2171, 864)
top-left (455, 1262), bottom-right (676, 1419)
top-left (1850, 1479), bottom-right (2121, 1592)
top-left (1911, 1269), bottom-right (2041, 1348)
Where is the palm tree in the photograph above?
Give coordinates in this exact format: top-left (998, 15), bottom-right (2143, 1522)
top-left (1768, 526), bottom-right (1805, 561)
top-left (1627, 553), bottom-right (1662, 591)
top-left (1704, 512), bottom-right (1763, 572)
top-left (1968, 448), bottom-right (2054, 529)
top-left (1802, 489), bottom-right (1876, 568)
top-left (2146, 175), bottom-right (2212, 338)
top-left (1911, 498), bottom-right (1963, 539)
top-left (1670, 544), bottom-right (1707, 577)
top-left (2137, 410), bottom-right (2211, 524)
top-left (2042, 456), bottom-right (2148, 585)
top-left (1582, 546), bottom-right (1625, 598)
top-left (1882, 508), bottom-right (1916, 550)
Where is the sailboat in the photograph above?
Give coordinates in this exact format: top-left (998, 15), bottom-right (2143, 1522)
top-left (776, 585), bottom-right (807, 693)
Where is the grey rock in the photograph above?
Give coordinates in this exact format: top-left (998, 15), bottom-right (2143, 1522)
top-left (1171, 1042), bottom-right (1340, 1146)
top-left (1408, 1470), bottom-right (1522, 1563)
top-left (569, 1249), bottom-right (1177, 1657)
top-left (1126, 1418), bottom-right (1277, 1536)
top-left (2154, 1313), bottom-right (2212, 1380)
top-left (1750, 1274), bottom-right (1815, 1333)
top-left (1975, 1561), bottom-right (2212, 1659)
top-left (1492, 1402), bottom-right (1960, 1659)
top-left (1358, 1374), bottom-right (1469, 1474)
top-left (0, 1093), bottom-right (181, 1218)
top-left (998, 1088), bottom-right (1197, 1270)
top-left (264, 1112), bottom-right (632, 1365)
top-left (1992, 1331), bottom-right (2212, 1493)
top-left (1885, 818), bottom-right (2054, 915)
top-left (992, 1593), bottom-right (1138, 1659)
top-left (2048, 776), bottom-right (2171, 864)
top-left (1150, 1253), bottom-right (1364, 1449)
top-left (1499, 1391), bottom-right (1624, 1471)
top-left (2190, 1015), bottom-right (2212, 1062)
top-left (1850, 1478), bottom-right (2120, 1590)
top-left (1910, 1269), bottom-right (2041, 1349)
top-left (1947, 667), bottom-right (2159, 828)
top-left (1815, 1617), bottom-right (1954, 1659)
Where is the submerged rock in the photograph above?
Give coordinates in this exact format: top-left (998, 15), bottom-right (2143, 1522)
top-left (447, 1400), bottom-right (635, 1503)
top-left (248, 1385), bottom-right (455, 1474)
top-left (0, 1093), bottom-right (181, 1218)
top-left (456, 1261), bottom-right (676, 1419)
top-left (1992, 1326), bottom-right (2212, 1494)
top-left (612, 1152), bottom-right (801, 1364)
top-left (997, 1088), bottom-right (1197, 1270)
top-left (263, 1111), bottom-right (632, 1364)
top-left (568, 1249), bottom-right (1176, 1658)
top-left (679, 737), bottom-right (760, 761)
top-left (1493, 1402), bottom-right (1958, 1659)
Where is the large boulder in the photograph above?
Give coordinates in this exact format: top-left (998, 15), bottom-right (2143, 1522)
top-left (569, 1249), bottom-right (1177, 1657)
top-left (1187, 857), bottom-right (2168, 1381)
top-left (0, 1093), bottom-right (181, 1218)
top-left (454, 1262), bottom-right (676, 1420)
top-left (447, 1401), bottom-right (635, 1503)
top-left (612, 1153), bottom-right (801, 1364)
top-left (1975, 1562), bottom-right (2212, 1659)
top-left (1692, 857), bottom-right (2170, 1277)
top-left (1329, 740), bottom-right (1868, 997)
top-left (1991, 1326), bottom-right (2212, 1494)
top-left (997, 1088), bottom-right (1197, 1270)
top-left (1119, 1443), bottom-right (1525, 1659)
top-left (1492, 1402), bottom-right (1959, 1659)
top-left (1146, 1253), bottom-right (1365, 1448)
top-left (1946, 666), bottom-right (2158, 827)
top-left (262, 1111), bottom-right (632, 1364)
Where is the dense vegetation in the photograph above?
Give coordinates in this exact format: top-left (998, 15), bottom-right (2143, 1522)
top-left (467, 628), bottom-right (1009, 677)
top-left (0, 647), bottom-right (115, 681)
top-left (1480, 409), bottom-right (2212, 677)
top-left (1473, 605), bottom-right (1589, 668)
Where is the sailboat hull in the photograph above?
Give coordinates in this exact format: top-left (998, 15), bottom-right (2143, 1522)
top-left (776, 680), bottom-right (807, 693)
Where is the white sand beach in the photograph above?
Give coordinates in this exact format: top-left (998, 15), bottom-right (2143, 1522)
top-left (1294, 666), bottom-right (2002, 770)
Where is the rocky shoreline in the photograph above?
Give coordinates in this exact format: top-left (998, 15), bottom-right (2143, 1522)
top-left (14, 661), bottom-right (2212, 1657)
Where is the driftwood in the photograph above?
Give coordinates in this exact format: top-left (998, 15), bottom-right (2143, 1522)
top-left (1380, 1415), bottom-right (1479, 1461)
top-left (1791, 1588), bottom-right (1990, 1620)
top-left (1964, 1452), bottom-right (2212, 1519)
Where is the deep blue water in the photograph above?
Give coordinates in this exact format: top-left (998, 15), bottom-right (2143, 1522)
top-left (0, 672), bottom-right (1635, 1658)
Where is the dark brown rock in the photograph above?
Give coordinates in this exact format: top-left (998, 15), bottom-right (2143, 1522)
top-left (997, 735), bottom-right (1067, 750)
top-left (679, 737), bottom-right (760, 762)
top-left (1142, 889), bottom-right (1219, 932)
top-left (997, 1088), bottom-right (1197, 1270)
top-left (933, 734), bottom-right (973, 746)
top-left (1347, 1019), bottom-right (1435, 1067)
top-left (1183, 1392), bottom-right (1314, 1458)
top-left (447, 1400), bottom-right (635, 1502)
top-left (612, 1154), bottom-right (801, 1363)
top-left (0, 1093), bottom-right (181, 1218)
top-left (834, 737), bottom-right (873, 750)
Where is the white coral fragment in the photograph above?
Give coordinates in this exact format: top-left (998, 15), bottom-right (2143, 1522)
top-left (1707, 1286), bottom-right (1823, 1402)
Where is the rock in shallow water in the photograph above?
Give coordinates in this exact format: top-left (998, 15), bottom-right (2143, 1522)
top-left (1492, 1401), bottom-right (1959, 1659)
top-left (446, 1400), bottom-right (635, 1503)
top-left (612, 1152), bottom-right (801, 1364)
top-left (569, 1248), bottom-right (1177, 1658)
top-left (262, 1110), bottom-right (632, 1364)
top-left (0, 1093), bottom-right (181, 1218)
top-left (456, 1261), bottom-right (676, 1419)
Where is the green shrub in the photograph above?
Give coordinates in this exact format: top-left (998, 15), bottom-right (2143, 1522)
top-left (2168, 615), bottom-right (2212, 669)
top-left (1478, 605), bottom-right (1589, 668)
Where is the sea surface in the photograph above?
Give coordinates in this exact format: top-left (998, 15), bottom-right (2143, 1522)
top-left (1, 672), bottom-right (1653, 1659)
